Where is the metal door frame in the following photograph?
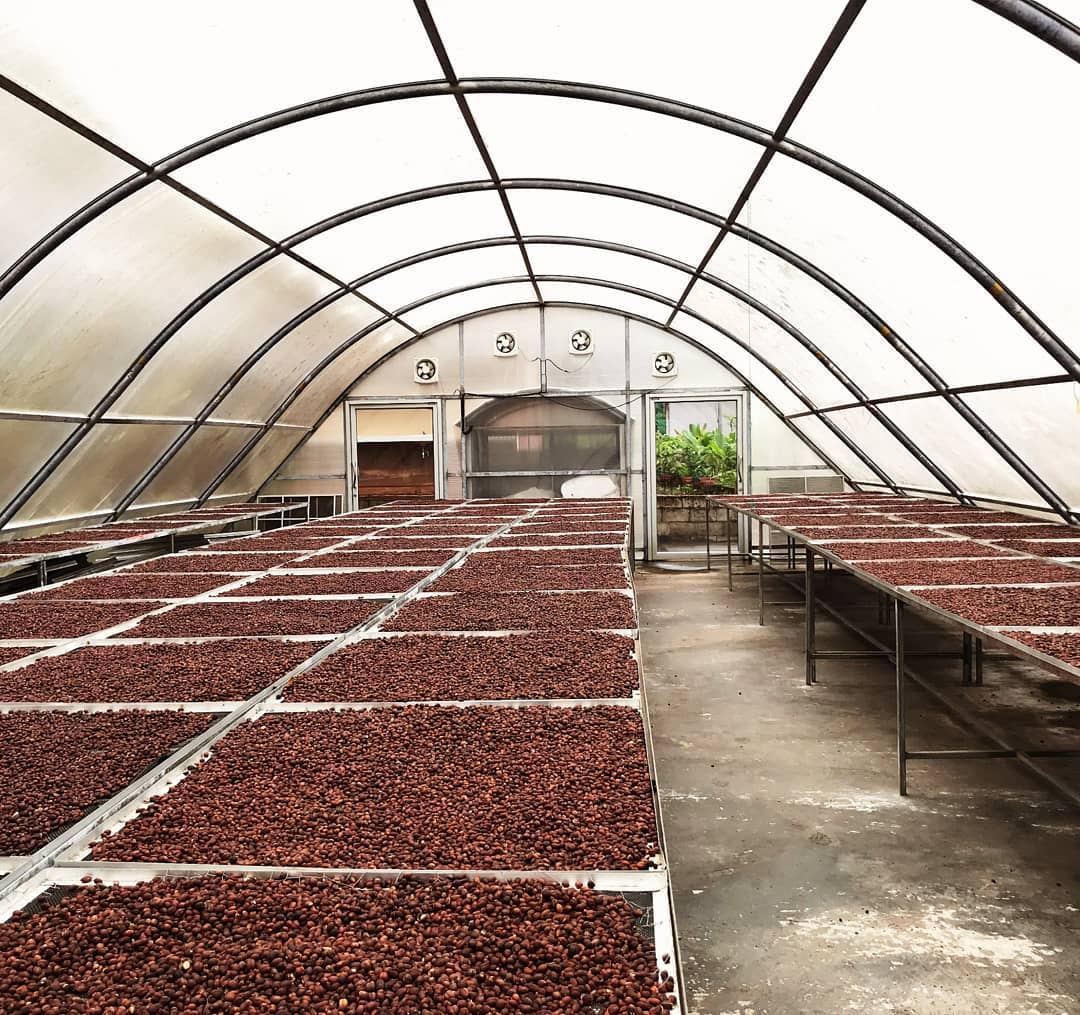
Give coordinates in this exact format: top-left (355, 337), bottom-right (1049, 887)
top-left (344, 398), bottom-right (445, 509)
top-left (645, 389), bottom-right (748, 560)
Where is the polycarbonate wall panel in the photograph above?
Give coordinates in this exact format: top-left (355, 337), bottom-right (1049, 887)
top-left (462, 310), bottom-right (545, 393)
top-left (470, 94), bottom-right (761, 217)
top-left (133, 426), bottom-right (261, 508)
top-left (13, 423), bottom-right (185, 525)
top-left (0, 183), bottom-right (262, 414)
top-left (430, 0), bottom-right (849, 128)
top-left (527, 244), bottom-right (688, 302)
top-left (399, 282), bottom-right (536, 334)
top-left (684, 281), bottom-right (853, 407)
top-left (0, 2), bottom-right (442, 158)
top-left (825, 407), bottom-right (948, 492)
top-left (791, 416), bottom-right (881, 486)
top-left (545, 306), bottom-right (627, 390)
top-left (964, 384), bottom-right (1080, 508)
top-left (352, 330), bottom-right (459, 400)
top-left (794, 0), bottom-right (1080, 346)
top-left (112, 258), bottom-right (338, 418)
top-left (216, 430), bottom-right (304, 497)
top-left (175, 99), bottom-right (489, 238)
top-left (360, 247), bottom-right (525, 312)
top-left (0, 420), bottom-right (79, 516)
top-left (213, 298), bottom-right (383, 421)
top-left (264, 413), bottom-right (346, 499)
top-left (877, 397), bottom-right (1042, 506)
top-left (749, 158), bottom-right (1064, 387)
top-left (704, 232), bottom-right (928, 398)
top-left (749, 397), bottom-right (828, 471)
top-left (0, 90), bottom-right (131, 273)
top-left (294, 192), bottom-right (513, 282)
top-left (628, 326), bottom-right (740, 394)
top-left (508, 190), bottom-right (717, 265)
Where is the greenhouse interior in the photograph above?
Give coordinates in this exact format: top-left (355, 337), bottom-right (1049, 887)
top-left (0, 1), bottom-right (1078, 1012)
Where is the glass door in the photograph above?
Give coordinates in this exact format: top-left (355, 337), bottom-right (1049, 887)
top-left (649, 394), bottom-right (744, 558)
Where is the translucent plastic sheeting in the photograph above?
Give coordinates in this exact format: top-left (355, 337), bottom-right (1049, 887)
top-left (359, 246), bottom-right (526, 312)
top-left (0, 89), bottom-right (131, 274)
top-left (174, 98), bottom-right (489, 239)
top-left (398, 281), bottom-right (537, 334)
top-left (704, 231), bottom-right (929, 398)
top-left (824, 407), bottom-right (949, 492)
top-left (212, 298), bottom-right (385, 422)
top-left (111, 258), bottom-right (339, 418)
top-left (469, 94), bottom-right (761, 218)
top-left (964, 383), bottom-right (1080, 508)
top-left (133, 425), bottom-right (263, 509)
top-left (878, 396), bottom-right (1044, 507)
top-left (790, 415), bottom-right (886, 486)
top-left (461, 311), bottom-right (546, 394)
top-left (793, 0), bottom-right (1080, 347)
top-left (0, 2), bottom-right (442, 158)
top-left (294, 191), bottom-right (512, 282)
top-left (683, 280), bottom-right (854, 407)
top-left (216, 429), bottom-right (307, 497)
top-left (430, 0), bottom-right (850, 129)
top-left (353, 331), bottom-right (460, 400)
top-left (628, 325), bottom-right (741, 395)
top-left (526, 244), bottom-right (689, 302)
top-left (13, 423), bottom-right (186, 526)
top-left (0, 419), bottom-right (78, 512)
top-left (278, 321), bottom-right (414, 427)
top-left (508, 189), bottom-right (718, 266)
top-left (748, 158), bottom-right (1065, 388)
top-left (543, 306), bottom-right (628, 391)
top-left (0, 183), bottom-right (262, 415)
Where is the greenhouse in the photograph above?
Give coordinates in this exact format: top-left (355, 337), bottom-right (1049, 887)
top-left (0, 1), bottom-right (1078, 1011)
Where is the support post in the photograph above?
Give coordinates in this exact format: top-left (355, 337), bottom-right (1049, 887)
top-left (757, 519), bottom-right (765, 626)
top-left (895, 598), bottom-right (908, 796)
top-left (805, 546), bottom-right (816, 685)
top-left (37, 559), bottom-right (47, 588)
top-left (975, 637), bottom-right (984, 686)
top-left (962, 632), bottom-right (973, 686)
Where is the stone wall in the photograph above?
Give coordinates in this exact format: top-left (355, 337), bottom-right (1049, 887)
top-left (656, 495), bottom-right (736, 541)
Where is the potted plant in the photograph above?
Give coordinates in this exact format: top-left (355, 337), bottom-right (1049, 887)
top-left (677, 432), bottom-right (703, 488)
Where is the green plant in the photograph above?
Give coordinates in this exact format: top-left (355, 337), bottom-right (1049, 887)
top-left (655, 434), bottom-right (685, 482)
top-left (683, 421), bottom-right (738, 488)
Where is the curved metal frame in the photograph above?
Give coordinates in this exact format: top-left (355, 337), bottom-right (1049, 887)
top-left (0, 0), bottom-right (1075, 522)
top-left (252, 299), bottom-right (860, 503)
top-left (195, 271), bottom-right (904, 504)
top-left (110, 219), bottom-right (1072, 519)
top-left (113, 233), bottom-right (960, 514)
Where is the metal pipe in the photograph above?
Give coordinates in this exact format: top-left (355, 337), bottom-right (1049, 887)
top-left (805, 546), bottom-right (816, 685)
top-left (895, 598), bottom-right (908, 796)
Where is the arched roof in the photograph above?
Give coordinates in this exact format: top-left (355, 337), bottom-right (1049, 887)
top-left (0, 0), bottom-right (1077, 529)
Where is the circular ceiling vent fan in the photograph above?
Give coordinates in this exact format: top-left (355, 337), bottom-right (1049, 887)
top-left (494, 331), bottom-right (517, 356)
top-left (569, 329), bottom-right (593, 355)
top-left (414, 357), bottom-right (439, 383)
top-left (653, 351), bottom-right (678, 378)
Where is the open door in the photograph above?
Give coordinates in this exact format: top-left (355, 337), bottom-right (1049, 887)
top-left (351, 406), bottom-right (437, 504)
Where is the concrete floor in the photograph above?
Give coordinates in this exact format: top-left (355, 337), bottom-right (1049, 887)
top-left (637, 563), bottom-right (1080, 1015)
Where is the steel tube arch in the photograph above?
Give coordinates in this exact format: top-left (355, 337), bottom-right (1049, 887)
top-left (117, 225), bottom-right (1080, 520)
top-left (254, 300), bottom-right (859, 506)
top-left (111, 231), bottom-right (936, 516)
top-left (195, 272), bottom-right (905, 505)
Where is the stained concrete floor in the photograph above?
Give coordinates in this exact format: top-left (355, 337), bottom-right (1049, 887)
top-left (637, 564), bottom-right (1080, 1015)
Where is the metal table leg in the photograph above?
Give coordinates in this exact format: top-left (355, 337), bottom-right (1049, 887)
top-left (805, 547), bottom-right (817, 686)
top-left (726, 507), bottom-right (733, 592)
top-left (705, 500), bottom-right (711, 572)
top-left (896, 598), bottom-right (908, 796)
top-left (962, 632), bottom-right (973, 686)
top-left (758, 520), bottom-right (765, 626)
top-left (975, 637), bottom-right (984, 686)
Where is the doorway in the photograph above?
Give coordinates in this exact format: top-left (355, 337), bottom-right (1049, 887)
top-left (648, 393), bottom-right (745, 558)
top-left (348, 405), bottom-right (440, 506)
